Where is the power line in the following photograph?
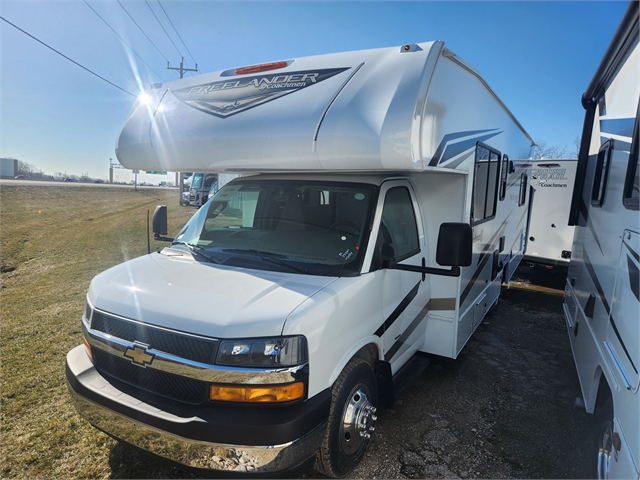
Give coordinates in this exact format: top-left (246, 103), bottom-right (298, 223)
top-left (144, 0), bottom-right (185, 64)
top-left (83, 0), bottom-right (166, 82)
top-left (116, 0), bottom-right (178, 77)
top-left (0, 15), bottom-right (136, 97)
top-left (157, 0), bottom-right (197, 67)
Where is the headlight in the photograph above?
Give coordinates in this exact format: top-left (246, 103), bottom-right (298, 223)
top-left (84, 300), bottom-right (92, 324)
top-left (216, 335), bottom-right (307, 367)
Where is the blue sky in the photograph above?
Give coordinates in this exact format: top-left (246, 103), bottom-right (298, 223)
top-left (0, 1), bottom-right (629, 183)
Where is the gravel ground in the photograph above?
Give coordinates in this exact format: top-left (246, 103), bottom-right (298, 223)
top-left (321, 264), bottom-right (597, 479)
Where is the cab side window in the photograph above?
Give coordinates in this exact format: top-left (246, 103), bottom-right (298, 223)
top-left (381, 187), bottom-right (420, 261)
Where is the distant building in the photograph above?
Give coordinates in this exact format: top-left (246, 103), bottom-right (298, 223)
top-left (1, 158), bottom-right (18, 178)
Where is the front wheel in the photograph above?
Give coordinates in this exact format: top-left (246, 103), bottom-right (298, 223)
top-left (596, 398), bottom-right (614, 479)
top-left (315, 358), bottom-right (378, 478)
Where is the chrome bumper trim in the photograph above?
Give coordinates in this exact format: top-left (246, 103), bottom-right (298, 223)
top-left (67, 381), bottom-right (325, 473)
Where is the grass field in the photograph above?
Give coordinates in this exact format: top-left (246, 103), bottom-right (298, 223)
top-left (0, 185), bottom-right (197, 479)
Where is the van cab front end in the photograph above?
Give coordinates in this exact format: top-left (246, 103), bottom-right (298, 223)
top-left (65, 175), bottom-right (382, 474)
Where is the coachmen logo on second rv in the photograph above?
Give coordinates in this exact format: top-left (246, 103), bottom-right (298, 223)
top-left (173, 68), bottom-right (350, 118)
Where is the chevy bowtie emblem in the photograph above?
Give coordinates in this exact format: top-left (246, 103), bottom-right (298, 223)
top-left (123, 343), bottom-right (155, 367)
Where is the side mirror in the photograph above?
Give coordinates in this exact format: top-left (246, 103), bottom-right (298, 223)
top-left (436, 223), bottom-right (472, 267)
top-left (152, 205), bottom-right (173, 242)
top-left (380, 222), bottom-right (472, 278)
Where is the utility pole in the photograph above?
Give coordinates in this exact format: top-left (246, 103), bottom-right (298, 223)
top-left (167, 57), bottom-right (197, 79)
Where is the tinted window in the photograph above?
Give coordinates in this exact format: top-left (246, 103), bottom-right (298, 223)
top-left (473, 145), bottom-right (501, 224)
top-left (381, 187), bottom-right (420, 260)
top-left (591, 140), bottom-right (613, 207)
top-left (499, 155), bottom-right (509, 201)
top-left (518, 174), bottom-right (528, 206)
top-left (624, 114), bottom-right (639, 210)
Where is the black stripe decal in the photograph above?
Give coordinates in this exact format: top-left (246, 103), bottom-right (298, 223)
top-left (579, 198), bottom-right (605, 256)
top-left (439, 132), bottom-right (502, 165)
top-left (624, 239), bottom-right (640, 264)
top-left (384, 303), bottom-right (429, 362)
top-left (428, 129), bottom-right (500, 167)
top-left (460, 253), bottom-right (492, 307)
top-left (374, 281), bottom-right (421, 337)
top-left (627, 254), bottom-right (640, 303)
top-left (460, 218), bottom-right (509, 306)
top-left (583, 248), bottom-right (611, 315)
top-left (609, 312), bottom-right (638, 375)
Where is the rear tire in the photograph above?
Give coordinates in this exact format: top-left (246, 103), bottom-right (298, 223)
top-left (314, 358), bottom-right (378, 478)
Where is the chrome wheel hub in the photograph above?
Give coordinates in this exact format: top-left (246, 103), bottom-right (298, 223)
top-left (597, 422), bottom-right (613, 480)
top-left (340, 387), bottom-right (377, 455)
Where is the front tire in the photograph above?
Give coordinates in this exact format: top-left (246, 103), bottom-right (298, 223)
top-left (315, 358), bottom-right (378, 478)
top-left (596, 398), bottom-right (614, 480)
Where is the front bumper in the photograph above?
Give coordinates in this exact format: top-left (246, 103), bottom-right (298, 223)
top-left (65, 345), bottom-right (329, 474)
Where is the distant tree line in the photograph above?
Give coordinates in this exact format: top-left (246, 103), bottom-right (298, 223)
top-left (8, 157), bottom-right (98, 182)
top-left (12, 159), bottom-right (54, 180)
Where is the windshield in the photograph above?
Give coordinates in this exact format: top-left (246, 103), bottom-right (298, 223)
top-left (191, 174), bottom-right (204, 189)
top-left (173, 179), bottom-right (378, 276)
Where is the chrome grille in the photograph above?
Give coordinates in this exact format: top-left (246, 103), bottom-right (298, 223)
top-left (91, 310), bottom-right (218, 365)
top-left (92, 349), bottom-right (207, 404)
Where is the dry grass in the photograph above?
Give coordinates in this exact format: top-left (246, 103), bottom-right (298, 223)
top-left (0, 185), bottom-right (197, 479)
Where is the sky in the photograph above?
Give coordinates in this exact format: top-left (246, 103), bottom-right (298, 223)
top-left (0, 0), bottom-right (630, 184)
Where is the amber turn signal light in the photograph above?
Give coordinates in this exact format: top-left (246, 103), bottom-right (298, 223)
top-left (209, 382), bottom-right (305, 403)
top-left (82, 336), bottom-right (93, 359)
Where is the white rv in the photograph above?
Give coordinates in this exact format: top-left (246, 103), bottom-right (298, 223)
top-left (524, 158), bottom-right (578, 266)
top-left (563, 2), bottom-right (639, 479)
top-left (66, 41), bottom-right (533, 477)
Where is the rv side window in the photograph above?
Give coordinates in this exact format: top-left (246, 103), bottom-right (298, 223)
top-left (499, 155), bottom-right (509, 201)
top-left (472, 144), bottom-right (500, 224)
top-left (591, 140), bottom-right (613, 207)
top-left (623, 115), bottom-right (639, 210)
top-left (518, 174), bottom-right (528, 206)
top-left (381, 187), bottom-right (420, 261)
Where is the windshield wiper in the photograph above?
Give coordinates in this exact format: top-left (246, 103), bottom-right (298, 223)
top-left (222, 248), bottom-right (307, 274)
top-left (172, 241), bottom-right (222, 264)
top-left (223, 248), bottom-right (287, 258)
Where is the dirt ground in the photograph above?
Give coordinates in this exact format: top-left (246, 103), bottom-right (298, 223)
top-left (338, 263), bottom-right (597, 479)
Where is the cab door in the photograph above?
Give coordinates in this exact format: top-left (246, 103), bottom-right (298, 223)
top-left (373, 180), bottom-right (431, 373)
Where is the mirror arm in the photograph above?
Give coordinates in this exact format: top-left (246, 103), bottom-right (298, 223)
top-left (153, 234), bottom-right (174, 242)
top-left (391, 263), bottom-right (461, 278)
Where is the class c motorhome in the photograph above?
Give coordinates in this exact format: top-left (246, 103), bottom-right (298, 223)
top-left (188, 172), bottom-right (217, 207)
top-left (524, 158), bottom-right (578, 266)
top-left (563, 2), bottom-right (639, 479)
top-left (66, 41), bottom-right (533, 477)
